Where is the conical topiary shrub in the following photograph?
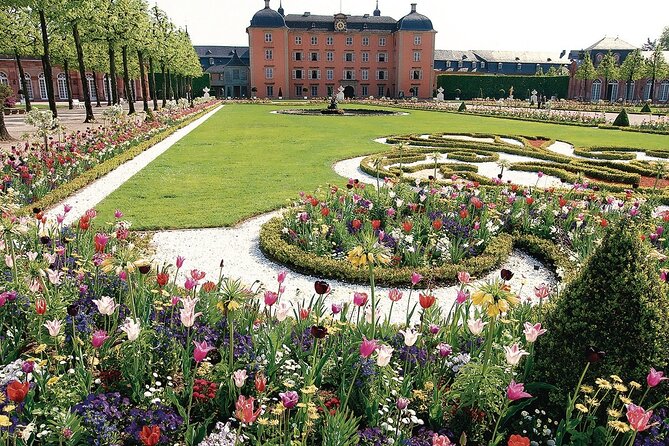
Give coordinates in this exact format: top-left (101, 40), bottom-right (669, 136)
top-left (534, 220), bottom-right (669, 405)
top-left (640, 102), bottom-right (652, 113)
top-left (458, 102), bottom-right (466, 112)
top-left (612, 108), bottom-right (630, 127)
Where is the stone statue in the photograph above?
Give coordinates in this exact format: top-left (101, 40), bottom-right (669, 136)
top-left (436, 87), bottom-right (445, 102)
top-left (508, 86), bottom-right (514, 100)
top-left (328, 96), bottom-right (338, 110)
top-left (203, 87), bottom-right (210, 99)
top-left (336, 86), bottom-right (345, 102)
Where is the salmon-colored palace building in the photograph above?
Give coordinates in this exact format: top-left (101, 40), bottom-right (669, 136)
top-left (247, 0), bottom-right (436, 99)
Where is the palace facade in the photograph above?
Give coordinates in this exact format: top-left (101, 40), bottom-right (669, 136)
top-left (246, 1), bottom-right (436, 99)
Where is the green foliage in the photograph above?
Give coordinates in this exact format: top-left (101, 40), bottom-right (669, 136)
top-left (640, 102), bottom-right (652, 113)
top-left (437, 74), bottom-right (569, 100)
top-left (612, 108), bottom-right (630, 127)
top-left (320, 410), bottom-right (360, 446)
top-left (534, 220), bottom-right (669, 405)
top-left (575, 54), bottom-right (597, 82)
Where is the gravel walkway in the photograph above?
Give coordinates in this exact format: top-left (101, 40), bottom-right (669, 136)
top-left (45, 105), bottom-right (223, 225)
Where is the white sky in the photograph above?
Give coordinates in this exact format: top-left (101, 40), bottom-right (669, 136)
top-left (155, 0), bottom-right (667, 52)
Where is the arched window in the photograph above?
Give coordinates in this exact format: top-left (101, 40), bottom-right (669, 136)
top-left (626, 80), bottom-right (635, 101)
top-left (86, 74), bottom-right (96, 100)
top-left (591, 79), bottom-right (602, 101)
top-left (609, 80), bottom-right (619, 102)
top-left (57, 73), bottom-right (68, 99)
top-left (38, 73), bottom-right (48, 99)
top-left (660, 81), bottom-right (669, 102)
top-left (643, 79), bottom-right (652, 101)
top-left (23, 73), bottom-right (33, 100)
top-left (0, 72), bottom-right (8, 86)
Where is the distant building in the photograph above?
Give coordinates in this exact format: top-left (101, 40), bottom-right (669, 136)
top-left (568, 36), bottom-right (669, 103)
top-left (246, 0), bottom-right (437, 99)
top-left (434, 50), bottom-right (570, 75)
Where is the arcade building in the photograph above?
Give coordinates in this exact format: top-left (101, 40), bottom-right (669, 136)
top-left (246, 0), bottom-right (436, 99)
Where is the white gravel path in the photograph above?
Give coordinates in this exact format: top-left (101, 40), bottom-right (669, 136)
top-left (45, 105), bottom-right (224, 225)
top-left (150, 211), bottom-right (558, 323)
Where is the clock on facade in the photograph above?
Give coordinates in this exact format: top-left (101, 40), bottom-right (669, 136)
top-left (335, 19), bottom-right (346, 31)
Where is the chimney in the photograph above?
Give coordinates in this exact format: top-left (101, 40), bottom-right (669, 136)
top-left (410, 3), bottom-right (417, 13)
top-left (303, 11), bottom-right (310, 16)
top-left (264, 0), bottom-right (270, 8)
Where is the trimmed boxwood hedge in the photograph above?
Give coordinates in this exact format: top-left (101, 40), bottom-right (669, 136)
top-left (572, 148), bottom-right (636, 160)
top-left (18, 103), bottom-right (220, 216)
top-left (260, 216), bottom-right (575, 287)
top-left (436, 74), bottom-right (569, 100)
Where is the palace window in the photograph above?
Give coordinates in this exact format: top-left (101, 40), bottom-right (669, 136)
top-left (209, 58), bottom-right (214, 65)
top-left (362, 36), bottom-right (369, 46)
top-left (481, 61), bottom-right (486, 69)
top-left (362, 52), bottom-right (369, 62)
top-left (497, 62), bottom-right (503, 71)
top-left (362, 85), bottom-right (368, 96)
top-left (659, 81), bottom-right (669, 102)
top-left (344, 70), bottom-right (355, 80)
top-left (265, 33), bottom-right (272, 43)
top-left (414, 35), bottom-right (422, 45)
top-left (346, 37), bottom-right (353, 46)
top-left (57, 73), bottom-right (68, 99)
top-left (38, 73), bottom-right (48, 99)
top-left (309, 69), bottom-right (320, 79)
top-left (265, 67), bottom-right (274, 79)
top-left (296, 85), bottom-right (303, 96)
top-left (413, 51), bottom-right (420, 62)
top-left (293, 69), bottom-right (303, 79)
top-left (295, 36), bottom-right (302, 45)
top-left (516, 63), bottom-right (522, 71)
top-left (458, 60), bottom-right (463, 68)
top-left (311, 85), bottom-right (318, 97)
top-left (377, 85), bottom-right (385, 97)
top-left (326, 69), bottom-right (334, 80)
top-left (311, 36), bottom-right (318, 45)
top-left (379, 37), bottom-right (386, 46)
top-left (377, 70), bottom-right (387, 80)
top-left (326, 51), bottom-right (334, 62)
top-left (412, 70), bottom-right (422, 80)
top-left (326, 36), bottom-right (333, 45)
top-left (361, 69), bottom-right (369, 80)
top-left (378, 52), bottom-right (387, 63)
top-left (85, 74), bottom-right (95, 100)
top-left (294, 52), bottom-right (303, 61)
top-left (345, 52), bottom-right (354, 62)
top-left (266, 85), bottom-right (274, 97)
top-left (265, 49), bottom-right (273, 60)
top-left (0, 72), bottom-right (8, 86)
top-left (591, 79), bottom-right (602, 101)
top-left (311, 52), bottom-right (319, 61)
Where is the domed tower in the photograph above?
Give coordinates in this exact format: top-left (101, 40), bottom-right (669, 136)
top-left (373, 0), bottom-right (381, 17)
top-left (394, 3), bottom-right (436, 99)
top-left (247, 0), bottom-right (289, 99)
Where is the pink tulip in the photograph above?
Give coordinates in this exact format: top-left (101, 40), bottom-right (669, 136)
top-left (264, 291), bottom-right (278, 307)
top-left (411, 272), bottom-right (422, 286)
top-left (277, 270), bottom-right (287, 284)
top-left (626, 404), bottom-right (654, 432)
top-left (506, 380), bottom-right (532, 401)
top-left (279, 390), bottom-right (299, 409)
top-left (432, 434), bottom-right (452, 446)
top-left (176, 256), bottom-right (185, 269)
top-left (437, 343), bottom-right (452, 357)
top-left (534, 283), bottom-right (550, 299)
top-left (118, 270), bottom-right (127, 281)
top-left (184, 278), bottom-right (197, 291)
top-left (647, 368), bottom-right (668, 388)
top-left (523, 322), bottom-right (547, 343)
top-left (456, 289), bottom-right (469, 304)
top-left (388, 288), bottom-right (403, 302)
top-left (63, 204), bottom-right (72, 213)
top-left (457, 271), bottom-right (470, 284)
top-left (91, 330), bottom-right (109, 349)
top-left (114, 210), bottom-right (123, 219)
top-left (193, 340), bottom-right (214, 363)
top-left (360, 337), bottom-right (377, 358)
top-left (353, 292), bottom-right (368, 307)
top-left (331, 303), bottom-right (342, 314)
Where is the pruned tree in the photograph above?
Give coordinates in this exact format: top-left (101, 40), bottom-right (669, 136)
top-left (575, 53), bottom-right (597, 100)
top-left (644, 46), bottom-right (669, 102)
top-left (596, 51), bottom-right (619, 101)
top-left (619, 49), bottom-right (645, 102)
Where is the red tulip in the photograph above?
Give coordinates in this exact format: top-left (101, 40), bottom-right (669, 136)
top-left (6, 380), bottom-right (29, 403)
top-left (156, 273), bottom-right (169, 288)
top-left (600, 218), bottom-right (608, 227)
top-left (470, 196), bottom-right (483, 209)
top-left (78, 215), bottom-right (90, 231)
top-left (202, 281), bottom-right (217, 292)
top-left (254, 372), bottom-right (267, 393)
top-left (525, 197), bottom-right (534, 205)
top-left (459, 209), bottom-right (469, 219)
top-left (139, 425), bottom-right (161, 446)
top-left (419, 293), bottom-right (436, 309)
top-left (351, 219), bottom-right (362, 230)
top-left (371, 219), bottom-right (381, 230)
top-left (508, 434), bottom-right (530, 446)
top-left (94, 233), bottom-right (110, 253)
top-left (321, 207), bottom-right (330, 217)
top-left (402, 221), bottom-right (413, 233)
top-left (35, 298), bottom-right (47, 315)
top-left (299, 308), bottom-right (310, 320)
top-left (432, 219), bottom-right (443, 230)
top-left (235, 395), bottom-right (262, 424)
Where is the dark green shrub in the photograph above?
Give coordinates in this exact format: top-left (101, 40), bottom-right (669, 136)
top-left (612, 108), bottom-right (630, 127)
top-left (534, 220), bottom-right (669, 405)
top-left (640, 102), bottom-right (652, 113)
top-left (458, 101), bottom-right (466, 112)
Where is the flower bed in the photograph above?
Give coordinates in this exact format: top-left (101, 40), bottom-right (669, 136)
top-left (1, 192), bottom-right (669, 444)
top-left (1, 99), bottom-right (219, 209)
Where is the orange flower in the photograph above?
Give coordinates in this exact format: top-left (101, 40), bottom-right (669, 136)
top-left (419, 293), bottom-right (436, 309)
top-left (202, 281), bottom-right (217, 292)
top-left (508, 434), bottom-right (530, 446)
top-left (235, 395), bottom-right (262, 424)
top-left (139, 425), bottom-right (160, 446)
top-left (6, 381), bottom-right (29, 403)
top-left (402, 221), bottom-right (413, 233)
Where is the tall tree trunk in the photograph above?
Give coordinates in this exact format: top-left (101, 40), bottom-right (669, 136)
top-left (650, 72), bottom-right (657, 103)
top-left (105, 73), bottom-right (112, 106)
top-left (121, 46), bottom-right (135, 115)
top-left (167, 68), bottom-right (174, 100)
top-left (0, 106), bottom-right (11, 140)
top-left (93, 72), bottom-right (101, 107)
top-left (72, 22), bottom-right (94, 123)
top-left (39, 10), bottom-right (57, 117)
top-left (137, 50), bottom-right (149, 114)
top-left (64, 60), bottom-right (73, 110)
top-left (161, 64), bottom-right (167, 107)
top-left (188, 76), bottom-right (193, 106)
top-left (14, 52), bottom-right (31, 112)
top-left (149, 56), bottom-right (158, 111)
top-left (108, 41), bottom-right (119, 105)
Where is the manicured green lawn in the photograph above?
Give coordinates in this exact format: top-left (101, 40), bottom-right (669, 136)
top-left (96, 104), bottom-right (669, 230)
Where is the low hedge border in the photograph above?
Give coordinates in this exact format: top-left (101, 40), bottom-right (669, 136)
top-left (598, 124), bottom-right (669, 136)
top-left (260, 216), bottom-right (575, 287)
top-left (572, 149), bottom-right (636, 160)
top-left (260, 216), bottom-right (513, 287)
top-left (19, 103), bottom-right (221, 216)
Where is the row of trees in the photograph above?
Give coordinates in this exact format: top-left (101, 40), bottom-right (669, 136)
top-left (0, 0), bottom-right (202, 128)
top-left (575, 46), bottom-right (669, 102)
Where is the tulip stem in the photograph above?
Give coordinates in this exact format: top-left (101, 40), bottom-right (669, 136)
top-left (229, 313), bottom-right (235, 371)
top-left (368, 263), bottom-right (376, 338)
top-left (490, 399), bottom-right (509, 446)
top-left (482, 318), bottom-right (495, 374)
top-left (342, 363), bottom-right (361, 409)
